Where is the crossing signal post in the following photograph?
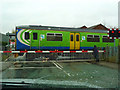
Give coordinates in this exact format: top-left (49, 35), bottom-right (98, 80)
top-left (108, 28), bottom-right (120, 63)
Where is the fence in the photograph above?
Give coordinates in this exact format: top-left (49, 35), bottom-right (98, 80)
top-left (105, 46), bottom-right (119, 63)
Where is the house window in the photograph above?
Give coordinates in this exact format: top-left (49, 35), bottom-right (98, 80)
top-left (33, 33), bottom-right (37, 40)
top-left (47, 33), bottom-right (62, 41)
top-left (102, 36), bottom-right (114, 42)
top-left (25, 32), bottom-right (29, 39)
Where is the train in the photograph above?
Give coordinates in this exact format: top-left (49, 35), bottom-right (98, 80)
top-left (15, 25), bottom-right (119, 51)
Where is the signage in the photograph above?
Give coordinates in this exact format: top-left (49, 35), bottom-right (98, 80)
top-left (82, 36), bottom-right (85, 40)
top-left (40, 34), bottom-right (45, 39)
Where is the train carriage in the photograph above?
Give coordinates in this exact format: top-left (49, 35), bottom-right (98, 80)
top-left (16, 25), bottom-right (119, 51)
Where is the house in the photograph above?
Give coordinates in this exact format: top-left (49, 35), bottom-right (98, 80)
top-left (6, 32), bottom-right (16, 50)
top-left (79, 25), bottom-right (87, 29)
top-left (6, 33), bottom-right (15, 41)
top-left (0, 33), bottom-right (9, 50)
top-left (88, 24), bottom-right (109, 30)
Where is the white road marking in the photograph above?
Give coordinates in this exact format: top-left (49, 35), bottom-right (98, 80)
top-left (9, 67), bottom-right (56, 70)
top-left (52, 61), bottom-right (71, 77)
top-left (55, 62), bottom-right (63, 68)
top-left (53, 62), bottom-right (62, 70)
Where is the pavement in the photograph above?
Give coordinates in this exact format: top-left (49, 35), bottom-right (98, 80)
top-left (0, 62), bottom-right (13, 72)
top-left (1, 60), bottom-right (119, 88)
top-left (1, 54), bottom-right (119, 88)
top-left (90, 61), bottom-right (118, 69)
top-left (4, 54), bottom-right (119, 70)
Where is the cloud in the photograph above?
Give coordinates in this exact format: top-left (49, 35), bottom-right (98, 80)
top-left (1, 0), bottom-right (119, 33)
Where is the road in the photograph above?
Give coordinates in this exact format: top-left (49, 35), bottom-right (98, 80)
top-left (0, 61), bottom-right (119, 88)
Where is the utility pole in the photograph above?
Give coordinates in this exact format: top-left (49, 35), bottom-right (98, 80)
top-left (118, 39), bottom-right (120, 64)
top-left (8, 32), bottom-right (10, 51)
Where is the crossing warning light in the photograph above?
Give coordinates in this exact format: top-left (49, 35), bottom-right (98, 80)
top-left (108, 28), bottom-right (120, 39)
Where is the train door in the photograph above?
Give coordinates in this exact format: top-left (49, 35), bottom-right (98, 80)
top-left (75, 33), bottom-right (80, 50)
top-left (31, 32), bottom-right (39, 49)
top-left (70, 33), bottom-right (75, 49)
top-left (70, 33), bottom-right (80, 50)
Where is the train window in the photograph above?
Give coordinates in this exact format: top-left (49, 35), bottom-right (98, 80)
top-left (87, 35), bottom-right (94, 42)
top-left (47, 36), bottom-right (55, 41)
top-left (47, 33), bottom-right (54, 36)
top-left (55, 34), bottom-right (62, 37)
top-left (94, 35), bottom-right (100, 42)
top-left (33, 33), bottom-right (37, 40)
top-left (47, 33), bottom-right (54, 41)
top-left (55, 34), bottom-right (62, 41)
top-left (47, 33), bottom-right (62, 41)
top-left (76, 35), bottom-right (79, 41)
top-left (87, 35), bottom-right (100, 42)
top-left (102, 36), bottom-right (114, 42)
top-left (94, 35), bottom-right (99, 38)
top-left (87, 35), bottom-right (93, 38)
top-left (103, 36), bottom-right (107, 38)
top-left (25, 32), bottom-right (29, 39)
top-left (71, 35), bottom-right (73, 41)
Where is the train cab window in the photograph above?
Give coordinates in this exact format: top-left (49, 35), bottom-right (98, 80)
top-left (25, 32), bottom-right (29, 39)
top-left (102, 36), bottom-right (114, 42)
top-left (76, 35), bottom-right (79, 41)
top-left (47, 33), bottom-right (62, 41)
top-left (33, 33), bottom-right (37, 40)
top-left (71, 35), bottom-right (73, 41)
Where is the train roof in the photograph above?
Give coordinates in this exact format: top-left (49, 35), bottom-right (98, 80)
top-left (16, 25), bottom-right (108, 33)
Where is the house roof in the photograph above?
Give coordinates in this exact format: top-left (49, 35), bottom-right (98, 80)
top-left (79, 25), bottom-right (87, 29)
top-left (88, 24), bottom-right (109, 30)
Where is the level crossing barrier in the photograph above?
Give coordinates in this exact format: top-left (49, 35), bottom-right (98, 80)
top-left (0, 50), bottom-right (105, 53)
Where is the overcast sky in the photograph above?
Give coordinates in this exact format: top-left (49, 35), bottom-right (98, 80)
top-left (0, 0), bottom-right (119, 34)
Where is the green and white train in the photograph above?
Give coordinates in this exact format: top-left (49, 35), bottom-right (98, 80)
top-left (16, 25), bottom-right (119, 51)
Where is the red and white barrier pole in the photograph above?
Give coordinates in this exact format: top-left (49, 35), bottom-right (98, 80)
top-left (0, 50), bottom-right (105, 53)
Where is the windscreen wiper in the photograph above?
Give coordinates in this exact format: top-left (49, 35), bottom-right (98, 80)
top-left (0, 81), bottom-right (32, 88)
